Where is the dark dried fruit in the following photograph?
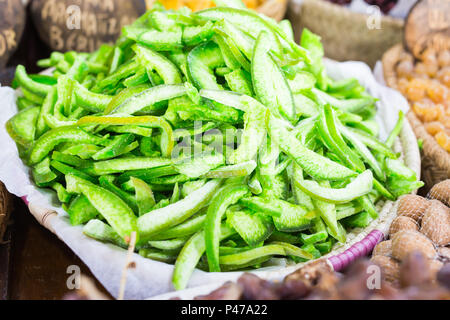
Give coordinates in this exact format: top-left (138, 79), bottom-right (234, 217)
top-left (371, 255), bottom-right (400, 283)
top-left (335, 259), bottom-right (374, 300)
top-left (195, 282), bottom-right (243, 300)
top-left (400, 251), bottom-right (432, 288)
top-left (437, 263), bottom-right (450, 290)
top-left (237, 273), bottom-right (281, 300)
top-left (277, 278), bottom-right (310, 300)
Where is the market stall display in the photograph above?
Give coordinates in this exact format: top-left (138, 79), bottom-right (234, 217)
top-left (0, 0), bottom-right (26, 69)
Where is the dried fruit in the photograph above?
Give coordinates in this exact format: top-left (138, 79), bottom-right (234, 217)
top-left (428, 179), bottom-right (450, 206)
top-left (389, 216), bottom-right (418, 236)
top-left (371, 255), bottom-right (400, 283)
top-left (397, 77), bottom-right (410, 94)
top-left (400, 251), bottom-right (432, 287)
top-left (406, 78), bottom-right (427, 101)
top-left (284, 259), bottom-right (338, 292)
top-left (437, 67), bottom-right (450, 87)
top-left (438, 51), bottom-right (450, 69)
top-left (426, 81), bottom-right (447, 103)
top-left (397, 194), bottom-right (430, 222)
top-left (435, 131), bottom-right (450, 152)
top-left (437, 247), bottom-right (450, 262)
top-left (195, 282), bottom-right (243, 300)
top-left (372, 240), bottom-right (392, 257)
top-left (389, 44), bottom-right (450, 151)
top-left (396, 60), bottom-right (414, 78)
top-left (413, 102), bottom-right (443, 123)
top-left (437, 263), bottom-right (450, 289)
top-left (425, 121), bottom-right (445, 136)
top-left (420, 200), bottom-right (450, 246)
top-left (391, 230), bottom-right (436, 261)
top-left (422, 48), bottom-right (438, 66)
top-left (428, 259), bottom-right (444, 282)
top-left (191, 258), bottom-right (450, 300)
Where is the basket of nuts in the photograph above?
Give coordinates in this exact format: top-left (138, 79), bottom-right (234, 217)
top-left (371, 179), bottom-right (450, 285)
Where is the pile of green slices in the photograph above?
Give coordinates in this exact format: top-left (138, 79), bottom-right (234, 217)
top-left (6, 2), bottom-right (423, 290)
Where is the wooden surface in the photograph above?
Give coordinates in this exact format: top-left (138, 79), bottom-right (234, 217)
top-left (1, 197), bottom-right (112, 300)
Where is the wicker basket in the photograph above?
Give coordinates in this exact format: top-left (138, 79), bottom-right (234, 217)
top-left (287, 0), bottom-right (404, 68)
top-left (382, 44), bottom-right (450, 193)
top-left (24, 115), bottom-right (421, 299)
top-left (0, 182), bottom-right (12, 240)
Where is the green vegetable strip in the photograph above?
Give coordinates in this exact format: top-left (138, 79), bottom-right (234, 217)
top-left (138, 179), bottom-right (222, 243)
top-left (66, 174), bottom-right (138, 242)
top-left (268, 117), bottom-right (356, 181)
top-left (173, 224), bottom-right (235, 290)
top-left (77, 116), bottom-right (174, 158)
top-left (205, 184), bottom-right (250, 272)
top-left (29, 127), bottom-right (106, 165)
top-left (295, 170), bottom-right (374, 204)
top-left (15, 65), bottom-right (52, 97)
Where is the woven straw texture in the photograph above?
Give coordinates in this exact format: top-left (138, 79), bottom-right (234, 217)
top-left (287, 0), bottom-right (404, 68)
top-left (382, 44), bottom-right (450, 192)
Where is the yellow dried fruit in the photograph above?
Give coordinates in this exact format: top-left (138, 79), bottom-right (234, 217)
top-left (420, 200), bottom-right (450, 246)
top-left (397, 194), bottom-right (430, 222)
top-left (428, 179), bottom-right (450, 206)
top-left (391, 230), bottom-right (436, 261)
top-left (389, 216), bottom-right (419, 236)
top-left (372, 240), bottom-right (392, 257)
top-left (371, 255), bottom-right (400, 283)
